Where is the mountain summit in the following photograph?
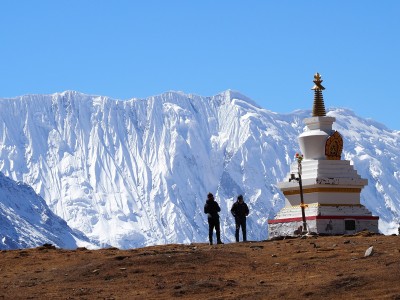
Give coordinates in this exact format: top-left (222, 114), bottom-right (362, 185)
top-left (0, 91), bottom-right (399, 249)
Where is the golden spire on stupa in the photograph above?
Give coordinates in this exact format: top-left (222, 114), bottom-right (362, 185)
top-left (311, 73), bottom-right (326, 117)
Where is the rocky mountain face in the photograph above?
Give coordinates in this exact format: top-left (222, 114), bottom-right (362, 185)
top-left (0, 172), bottom-right (92, 250)
top-left (0, 90), bottom-right (399, 249)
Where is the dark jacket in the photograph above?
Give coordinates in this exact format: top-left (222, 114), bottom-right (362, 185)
top-left (204, 199), bottom-right (221, 220)
top-left (231, 201), bottom-right (249, 219)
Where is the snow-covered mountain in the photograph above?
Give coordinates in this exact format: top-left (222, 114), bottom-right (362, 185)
top-left (0, 90), bottom-right (399, 249)
top-left (0, 171), bottom-right (93, 250)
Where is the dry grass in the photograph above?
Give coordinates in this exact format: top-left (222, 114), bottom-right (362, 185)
top-left (1, 233), bottom-right (400, 299)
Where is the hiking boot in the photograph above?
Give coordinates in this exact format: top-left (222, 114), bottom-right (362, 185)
top-left (217, 241), bottom-right (224, 244)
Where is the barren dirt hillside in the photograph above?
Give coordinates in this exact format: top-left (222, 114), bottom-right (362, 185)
top-left (1, 232), bottom-right (400, 299)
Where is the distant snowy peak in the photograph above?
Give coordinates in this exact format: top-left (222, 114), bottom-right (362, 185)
top-left (327, 108), bottom-right (391, 132)
top-left (219, 90), bottom-right (260, 107)
top-left (51, 89), bottom-right (261, 112)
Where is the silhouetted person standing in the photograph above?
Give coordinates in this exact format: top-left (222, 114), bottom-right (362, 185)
top-left (231, 195), bottom-right (249, 242)
top-left (204, 193), bottom-right (223, 245)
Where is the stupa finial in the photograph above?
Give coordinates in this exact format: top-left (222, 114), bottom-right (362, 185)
top-left (311, 72), bottom-right (326, 117)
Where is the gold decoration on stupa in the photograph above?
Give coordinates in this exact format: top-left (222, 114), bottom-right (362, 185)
top-left (311, 73), bottom-right (326, 117)
top-left (325, 131), bottom-right (343, 160)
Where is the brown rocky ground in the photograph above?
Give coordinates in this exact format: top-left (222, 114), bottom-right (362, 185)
top-left (1, 232), bottom-right (400, 300)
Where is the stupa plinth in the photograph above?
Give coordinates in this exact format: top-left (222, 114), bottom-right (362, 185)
top-left (268, 73), bottom-right (379, 237)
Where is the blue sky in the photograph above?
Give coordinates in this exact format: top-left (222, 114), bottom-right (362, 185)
top-left (1, 1), bottom-right (399, 129)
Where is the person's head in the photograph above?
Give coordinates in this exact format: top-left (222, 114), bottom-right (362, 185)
top-left (237, 195), bottom-right (243, 203)
top-left (207, 193), bottom-right (214, 201)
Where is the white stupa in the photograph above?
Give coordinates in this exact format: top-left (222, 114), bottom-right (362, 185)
top-left (268, 73), bottom-right (379, 237)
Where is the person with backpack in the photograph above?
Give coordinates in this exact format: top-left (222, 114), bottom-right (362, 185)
top-left (231, 195), bottom-right (249, 242)
top-left (204, 193), bottom-right (223, 245)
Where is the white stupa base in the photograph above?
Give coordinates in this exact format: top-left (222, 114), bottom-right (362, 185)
top-left (268, 204), bottom-right (379, 238)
